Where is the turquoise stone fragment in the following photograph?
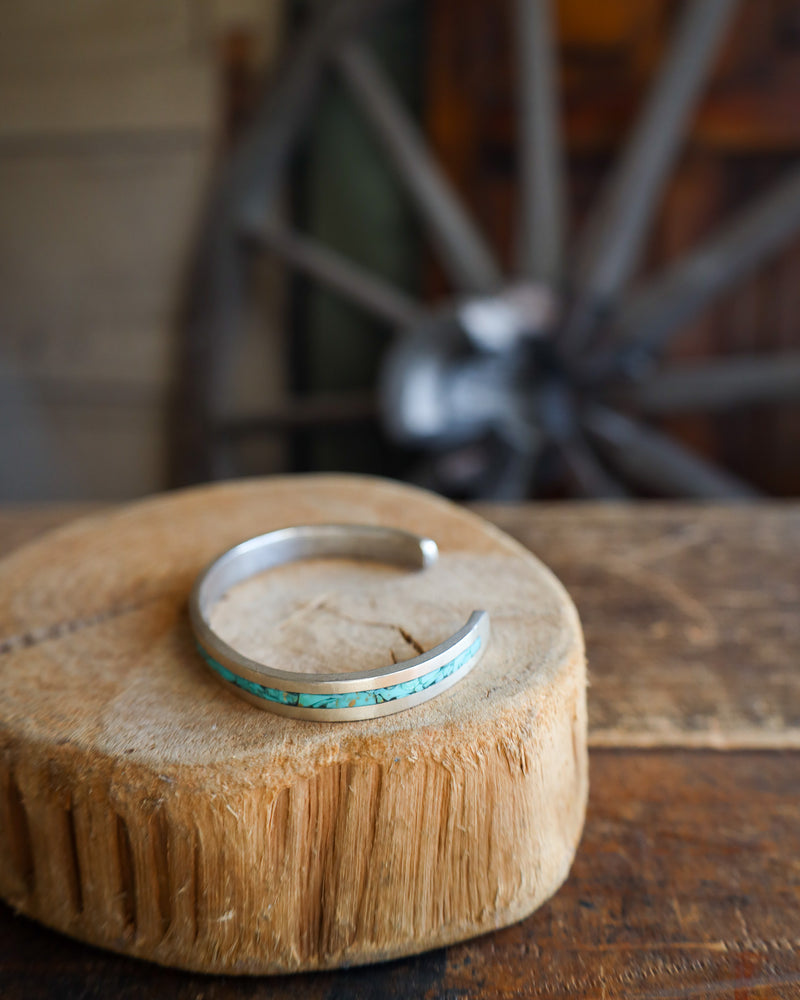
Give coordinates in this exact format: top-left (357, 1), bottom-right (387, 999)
top-left (200, 636), bottom-right (482, 710)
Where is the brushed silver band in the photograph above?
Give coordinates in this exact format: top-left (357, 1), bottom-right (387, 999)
top-left (189, 524), bottom-right (489, 721)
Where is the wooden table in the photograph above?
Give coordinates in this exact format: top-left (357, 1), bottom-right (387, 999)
top-left (2, 503), bottom-right (799, 998)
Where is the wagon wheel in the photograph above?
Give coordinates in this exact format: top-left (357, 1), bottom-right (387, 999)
top-left (174, 0), bottom-right (800, 499)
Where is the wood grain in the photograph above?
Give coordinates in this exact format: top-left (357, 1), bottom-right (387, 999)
top-left (0, 478), bottom-right (587, 974)
top-left (4, 502), bottom-right (798, 749)
top-left (0, 0), bottom-right (196, 69)
top-left (0, 60), bottom-right (213, 139)
top-left (1, 499), bottom-right (798, 996)
top-left (481, 503), bottom-right (800, 749)
top-left (0, 144), bottom-right (211, 501)
top-left (0, 0), bottom-right (284, 503)
top-left (2, 749), bottom-right (798, 998)
top-left (0, 506), bottom-right (102, 557)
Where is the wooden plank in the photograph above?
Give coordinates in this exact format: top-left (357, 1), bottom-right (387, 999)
top-left (0, 399), bottom-right (167, 501)
top-left (0, 147), bottom-right (210, 390)
top-left (442, 750), bottom-right (800, 998)
top-left (480, 503), bottom-right (800, 749)
top-left (1, 504), bottom-right (798, 745)
top-left (0, 60), bottom-right (214, 140)
top-left (0, 0), bottom-right (196, 68)
top-left (0, 749), bottom-right (797, 996)
top-left (0, 144), bottom-right (213, 501)
top-left (0, 505), bottom-right (796, 993)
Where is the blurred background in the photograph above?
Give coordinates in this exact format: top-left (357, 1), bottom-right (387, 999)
top-left (2, 0), bottom-right (799, 502)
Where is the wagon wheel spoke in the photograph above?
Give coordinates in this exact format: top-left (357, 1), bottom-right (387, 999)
top-left (590, 167), bottom-right (800, 377)
top-left (228, 0), bottom-right (386, 226)
top-left (582, 405), bottom-right (758, 499)
top-left (333, 40), bottom-right (502, 294)
top-left (557, 434), bottom-right (630, 499)
top-left (563, 0), bottom-right (739, 355)
top-left (250, 222), bottom-right (425, 329)
top-left (514, 0), bottom-right (566, 285)
top-left (610, 353), bottom-right (800, 415)
top-left (483, 446), bottom-right (544, 501)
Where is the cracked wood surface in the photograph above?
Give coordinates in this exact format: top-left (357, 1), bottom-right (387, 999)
top-left (0, 478), bottom-right (587, 975)
top-left (1, 496), bottom-right (799, 997)
top-left (3, 502), bottom-right (797, 748)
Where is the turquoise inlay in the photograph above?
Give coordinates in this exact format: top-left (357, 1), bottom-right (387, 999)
top-left (200, 636), bottom-right (482, 710)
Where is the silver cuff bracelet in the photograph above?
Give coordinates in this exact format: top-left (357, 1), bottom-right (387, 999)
top-left (189, 524), bottom-right (489, 721)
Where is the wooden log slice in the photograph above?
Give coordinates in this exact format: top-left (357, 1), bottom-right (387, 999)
top-left (0, 476), bottom-right (587, 974)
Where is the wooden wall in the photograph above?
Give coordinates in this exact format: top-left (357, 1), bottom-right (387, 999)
top-left (0, 0), bottom-right (283, 500)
